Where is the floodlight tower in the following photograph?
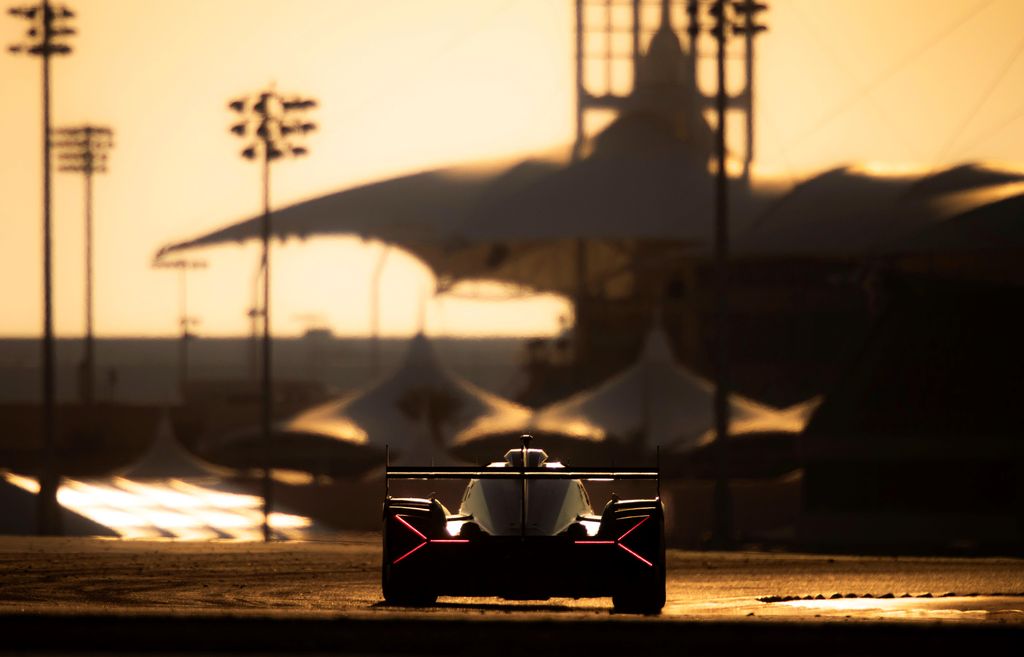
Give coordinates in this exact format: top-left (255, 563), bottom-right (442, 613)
top-left (228, 86), bottom-right (317, 542)
top-left (53, 125), bottom-right (113, 405)
top-left (7, 0), bottom-right (77, 536)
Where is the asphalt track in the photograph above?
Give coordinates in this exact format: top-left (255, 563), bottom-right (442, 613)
top-left (0, 535), bottom-right (1022, 655)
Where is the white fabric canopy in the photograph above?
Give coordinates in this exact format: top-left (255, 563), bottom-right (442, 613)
top-left (526, 326), bottom-right (802, 454)
top-left (279, 333), bottom-right (531, 466)
top-left (121, 411), bottom-right (227, 480)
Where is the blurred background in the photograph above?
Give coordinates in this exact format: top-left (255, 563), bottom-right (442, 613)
top-left (1, 0), bottom-right (1022, 553)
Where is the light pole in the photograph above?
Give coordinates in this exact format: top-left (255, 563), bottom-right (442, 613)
top-left (698, 0), bottom-right (767, 548)
top-left (53, 124), bottom-right (113, 405)
top-left (228, 87), bottom-right (317, 542)
top-left (153, 259), bottom-right (206, 397)
top-left (8, 0), bottom-right (76, 536)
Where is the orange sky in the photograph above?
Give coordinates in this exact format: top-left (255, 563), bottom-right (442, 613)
top-left (2, 0), bottom-right (1023, 338)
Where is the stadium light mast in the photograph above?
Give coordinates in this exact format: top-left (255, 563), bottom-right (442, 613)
top-left (702, 0), bottom-right (767, 548)
top-left (153, 259), bottom-right (206, 396)
top-left (229, 86), bottom-right (317, 542)
top-left (53, 124), bottom-right (113, 405)
top-left (7, 0), bottom-right (76, 536)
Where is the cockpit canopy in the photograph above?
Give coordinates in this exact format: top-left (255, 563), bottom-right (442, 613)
top-left (458, 448), bottom-right (593, 537)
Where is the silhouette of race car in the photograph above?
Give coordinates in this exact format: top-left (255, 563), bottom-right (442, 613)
top-left (381, 436), bottom-right (665, 613)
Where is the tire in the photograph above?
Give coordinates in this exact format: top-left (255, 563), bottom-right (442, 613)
top-left (612, 512), bottom-right (666, 614)
top-left (381, 564), bottom-right (437, 606)
top-left (611, 567), bottom-right (665, 614)
top-left (381, 517), bottom-right (437, 607)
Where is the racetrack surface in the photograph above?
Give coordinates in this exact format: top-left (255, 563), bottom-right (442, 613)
top-left (0, 535), bottom-right (1021, 654)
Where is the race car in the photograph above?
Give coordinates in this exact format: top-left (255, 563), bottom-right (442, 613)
top-left (381, 436), bottom-right (666, 613)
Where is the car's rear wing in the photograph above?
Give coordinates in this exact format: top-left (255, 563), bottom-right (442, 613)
top-left (385, 467), bottom-right (658, 481)
top-left (385, 436), bottom-right (661, 493)
top-left (385, 437), bottom-right (660, 539)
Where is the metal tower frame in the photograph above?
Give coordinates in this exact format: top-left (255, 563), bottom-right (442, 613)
top-left (573, 0), bottom-right (764, 180)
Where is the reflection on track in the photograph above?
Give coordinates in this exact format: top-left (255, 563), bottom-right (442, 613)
top-left (0, 536), bottom-right (1021, 626)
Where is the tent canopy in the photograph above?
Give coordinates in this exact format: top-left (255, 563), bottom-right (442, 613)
top-left (121, 411), bottom-right (228, 480)
top-left (454, 113), bottom-right (780, 245)
top-left (735, 162), bottom-right (1024, 258)
top-left (153, 114), bottom-right (788, 296)
top-left (454, 325), bottom-right (809, 462)
top-left (212, 334), bottom-right (532, 472)
top-left (527, 327), bottom-right (794, 454)
top-left (156, 158), bottom-right (564, 285)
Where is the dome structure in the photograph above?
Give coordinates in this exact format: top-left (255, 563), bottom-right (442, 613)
top-left (632, 1), bottom-right (714, 159)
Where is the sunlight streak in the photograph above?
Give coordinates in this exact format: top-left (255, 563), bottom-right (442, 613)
top-left (3, 471), bottom-right (316, 541)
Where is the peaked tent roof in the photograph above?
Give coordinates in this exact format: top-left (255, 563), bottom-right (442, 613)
top-left (248, 333), bottom-right (531, 468)
top-left (527, 326), bottom-right (801, 454)
top-left (121, 411), bottom-right (227, 480)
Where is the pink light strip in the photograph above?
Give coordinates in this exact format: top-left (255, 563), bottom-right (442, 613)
top-left (575, 515), bottom-right (655, 567)
top-left (616, 515), bottom-right (649, 542)
top-left (617, 542), bottom-right (653, 567)
top-left (394, 514), bottom-right (427, 540)
top-left (392, 540), bottom-right (427, 565)
top-left (391, 515), bottom-right (473, 564)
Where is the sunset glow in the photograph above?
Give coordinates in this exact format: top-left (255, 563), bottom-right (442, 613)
top-left (2, 0), bottom-right (1023, 337)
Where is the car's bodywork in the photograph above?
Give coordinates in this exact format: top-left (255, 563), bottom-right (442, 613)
top-left (381, 438), bottom-right (665, 613)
